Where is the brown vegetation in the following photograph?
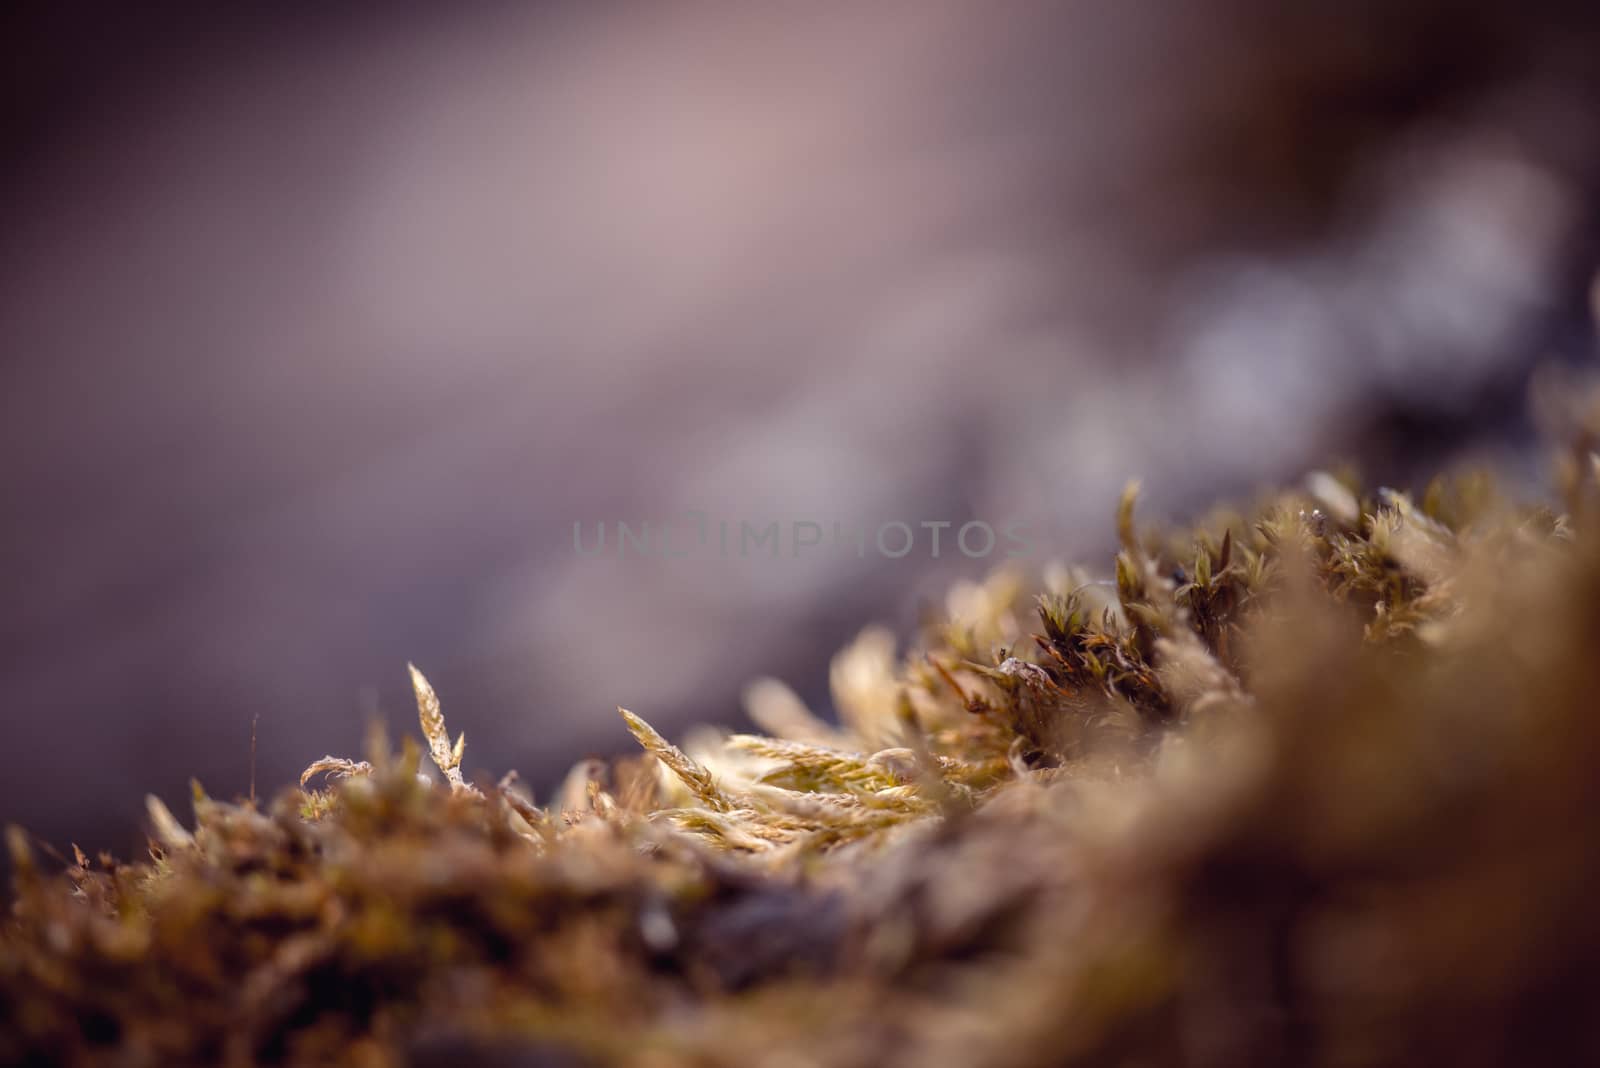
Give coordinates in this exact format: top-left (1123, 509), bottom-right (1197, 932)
top-left (8, 421), bottom-right (1600, 1065)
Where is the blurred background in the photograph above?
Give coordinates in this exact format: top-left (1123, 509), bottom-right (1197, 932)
top-left (3, 0), bottom-right (1599, 857)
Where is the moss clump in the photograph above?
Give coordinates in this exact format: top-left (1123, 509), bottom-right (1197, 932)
top-left (8, 450), bottom-right (1600, 1066)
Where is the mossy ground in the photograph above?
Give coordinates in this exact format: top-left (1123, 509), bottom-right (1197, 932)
top-left (8, 423), bottom-right (1600, 1065)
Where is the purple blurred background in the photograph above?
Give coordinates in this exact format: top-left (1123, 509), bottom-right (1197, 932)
top-left (3, 1), bottom-right (1599, 857)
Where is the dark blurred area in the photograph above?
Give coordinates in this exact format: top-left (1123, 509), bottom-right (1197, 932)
top-left (3, 0), bottom-right (1599, 858)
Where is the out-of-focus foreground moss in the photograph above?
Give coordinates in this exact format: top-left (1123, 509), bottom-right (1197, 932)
top-left (9, 434), bottom-right (1600, 1066)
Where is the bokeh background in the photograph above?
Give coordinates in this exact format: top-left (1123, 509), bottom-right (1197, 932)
top-left (4, 0), bottom-right (1599, 858)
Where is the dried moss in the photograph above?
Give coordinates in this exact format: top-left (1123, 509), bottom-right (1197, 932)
top-left (8, 444), bottom-right (1600, 1065)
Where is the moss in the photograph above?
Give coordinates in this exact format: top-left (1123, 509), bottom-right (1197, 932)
top-left (8, 441), bottom-right (1600, 1065)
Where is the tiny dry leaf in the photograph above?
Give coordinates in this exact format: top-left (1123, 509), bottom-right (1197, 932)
top-left (410, 662), bottom-right (465, 789)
